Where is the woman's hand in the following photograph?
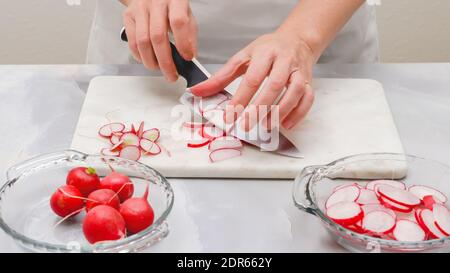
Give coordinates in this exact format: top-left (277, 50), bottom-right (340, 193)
top-left (190, 30), bottom-right (315, 130)
top-left (122, 0), bottom-right (197, 82)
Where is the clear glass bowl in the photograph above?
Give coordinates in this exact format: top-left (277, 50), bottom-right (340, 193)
top-left (293, 153), bottom-right (450, 253)
top-left (0, 150), bottom-right (174, 253)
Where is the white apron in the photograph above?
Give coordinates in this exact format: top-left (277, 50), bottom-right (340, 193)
top-left (86, 0), bottom-right (379, 64)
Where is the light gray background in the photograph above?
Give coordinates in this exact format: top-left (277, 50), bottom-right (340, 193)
top-left (1, 0), bottom-right (450, 64)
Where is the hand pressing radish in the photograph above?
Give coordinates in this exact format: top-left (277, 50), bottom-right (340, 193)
top-left (50, 185), bottom-right (85, 217)
top-left (66, 167), bottom-right (100, 197)
top-left (86, 189), bottom-right (121, 212)
top-left (120, 186), bottom-right (154, 234)
top-left (100, 172), bottom-right (134, 202)
top-left (82, 205), bottom-right (126, 244)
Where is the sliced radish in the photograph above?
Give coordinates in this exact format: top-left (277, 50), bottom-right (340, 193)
top-left (325, 185), bottom-right (360, 209)
top-left (366, 180), bottom-right (406, 191)
top-left (136, 121), bottom-right (145, 138)
top-left (110, 139), bottom-right (124, 152)
top-left (209, 148), bottom-right (242, 163)
top-left (130, 124), bottom-right (137, 134)
top-left (120, 132), bottom-right (140, 146)
top-left (376, 185), bottom-right (421, 207)
top-left (98, 123), bottom-right (125, 138)
top-left (361, 204), bottom-right (396, 219)
top-left (408, 185), bottom-right (447, 203)
top-left (393, 220), bottom-right (426, 242)
top-left (362, 210), bottom-right (396, 234)
top-left (415, 209), bottom-right (424, 227)
top-left (201, 125), bottom-right (225, 139)
top-left (139, 138), bottom-right (162, 155)
top-left (379, 195), bottom-right (413, 213)
top-left (119, 145), bottom-right (141, 161)
top-left (356, 189), bottom-right (379, 205)
top-left (101, 148), bottom-right (120, 157)
top-left (187, 138), bottom-right (211, 148)
top-left (142, 128), bottom-right (160, 142)
top-left (422, 195), bottom-right (441, 210)
top-left (433, 204), bottom-right (450, 236)
top-left (110, 133), bottom-right (122, 145)
top-left (326, 202), bottom-right (363, 226)
top-left (419, 209), bottom-right (447, 239)
top-left (208, 136), bottom-right (243, 151)
top-left (183, 121), bottom-right (205, 129)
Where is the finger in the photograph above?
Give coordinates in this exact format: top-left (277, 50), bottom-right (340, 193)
top-left (281, 83), bottom-right (315, 129)
top-left (135, 8), bottom-right (158, 69)
top-left (150, 0), bottom-right (178, 82)
top-left (169, 0), bottom-right (195, 60)
top-left (245, 58), bottom-right (291, 130)
top-left (190, 52), bottom-right (249, 97)
top-left (277, 70), bottom-right (306, 122)
top-left (123, 11), bottom-right (141, 62)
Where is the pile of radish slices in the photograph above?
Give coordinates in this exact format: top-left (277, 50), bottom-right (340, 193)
top-left (325, 180), bottom-right (450, 242)
top-left (98, 121), bottom-right (161, 161)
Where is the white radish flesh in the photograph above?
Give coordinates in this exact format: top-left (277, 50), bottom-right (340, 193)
top-left (140, 139), bottom-right (162, 155)
top-left (433, 204), bottom-right (450, 236)
top-left (326, 202), bottom-right (363, 226)
top-left (409, 185), bottom-right (447, 203)
top-left (120, 132), bottom-right (140, 146)
top-left (393, 220), bottom-right (426, 242)
top-left (110, 133), bottom-right (122, 145)
top-left (119, 145), bottom-right (141, 161)
top-left (99, 123), bottom-right (125, 137)
top-left (325, 185), bottom-right (360, 209)
top-left (142, 128), bottom-right (160, 142)
top-left (376, 185), bottom-right (421, 207)
top-left (419, 209), bottom-right (447, 239)
top-left (209, 148), bottom-right (242, 163)
top-left (366, 180), bottom-right (406, 191)
top-left (198, 93), bottom-right (229, 112)
top-left (101, 148), bottom-right (119, 157)
top-left (208, 136), bottom-right (243, 151)
top-left (202, 125), bottom-right (225, 139)
top-left (362, 204), bottom-right (396, 219)
top-left (356, 189), bottom-right (379, 205)
top-left (379, 196), bottom-right (413, 213)
top-left (362, 210), bottom-right (396, 234)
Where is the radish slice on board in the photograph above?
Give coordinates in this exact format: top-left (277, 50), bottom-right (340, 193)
top-left (362, 204), bottom-right (396, 219)
top-left (326, 202), bottom-right (363, 226)
top-left (376, 185), bottom-right (421, 207)
top-left (110, 133), bottom-right (122, 145)
top-left (110, 140), bottom-right (124, 152)
top-left (142, 128), bottom-right (160, 142)
top-left (362, 210), bottom-right (396, 234)
top-left (201, 125), bottom-right (226, 139)
top-left (209, 148), bottom-right (242, 163)
top-left (379, 196), bottom-right (414, 213)
top-left (101, 148), bottom-right (120, 157)
top-left (187, 138), bottom-right (211, 148)
top-left (140, 139), bottom-right (162, 155)
top-left (98, 123), bottom-right (125, 138)
top-left (208, 136), bottom-right (243, 151)
top-left (356, 189), bottom-right (379, 205)
top-left (120, 132), bottom-right (140, 146)
top-left (366, 180), bottom-right (406, 191)
top-left (183, 121), bottom-right (205, 129)
top-left (136, 121), bottom-right (145, 138)
top-left (419, 209), bottom-right (447, 239)
top-left (119, 145), bottom-right (141, 161)
top-left (393, 220), bottom-right (426, 242)
top-left (433, 204), bottom-right (450, 236)
top-left (409, 185), bottom-right (447, 203)
top-left (325, 185), bottom-right (360, 209)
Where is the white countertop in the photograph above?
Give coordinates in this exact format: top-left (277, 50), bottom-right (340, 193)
top-left (1, 64), bottom-right (449, 252)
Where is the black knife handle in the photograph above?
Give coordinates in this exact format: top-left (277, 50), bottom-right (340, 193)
top-left (120, 27), bottom-right (207, 87)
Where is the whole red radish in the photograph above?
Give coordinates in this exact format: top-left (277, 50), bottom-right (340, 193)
top-left (82, 205), bottom-right (126, 244)
top-left (50, 185), bottom-right (85, 217)
top-left (85, 189), bottom-right (120, 212)
top-left (100, 172), bottom-right (134, 202)
top-left (119, 186), bottom-right (154, 234)
top-left (66, 167), bottom-right (100, 197)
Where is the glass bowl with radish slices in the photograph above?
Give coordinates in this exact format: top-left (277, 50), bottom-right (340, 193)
top-left (293, 153), bottom-right (450, 253)
top-left (0, 150), bottom-right (174, 253)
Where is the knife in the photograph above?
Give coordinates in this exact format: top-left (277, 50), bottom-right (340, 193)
top-left (120, 27), bottom-right (302, 158)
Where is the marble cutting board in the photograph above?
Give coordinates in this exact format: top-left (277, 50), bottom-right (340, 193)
top-left (70, 76), bottom-right (405, 179)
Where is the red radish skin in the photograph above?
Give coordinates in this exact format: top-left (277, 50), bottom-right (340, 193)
top-left (98, 123), bottom-right (125, 138)
top-left (187, 138), bottom-right (211, 148)
top-left (119, 186), bottom-right (155, 234)
top-left (408, 185), bottom-right (447, 204)
top-left (86, 189), bottom-right (120, 212)
top-left (362, 210), bottom-right (396, 234)
top-left (66, 167), bottom-right (100, 197)
top-left (366, 180), bottom-right (406, 191)
top-left (432, 204), bottom-right (450, 236)
top-left (422, 195), bottom-right (440, 210)
top-left (100, 172), bottom-right (134, 202)
top-left (379, 196), bottom-right (413, 213)
top-left (182, 121), bottom-right (205, 129)
top-left (209, 148), bottom-right (242, 163)
top-left (419, 209), bottom-right (447, 239)
top-left (201, 126), bottom-right (226, 139)
top-left (325, 185), bottom-right (360, 209)
top-left (393, 220), bottom-right (426, 242)
top-left (326, 202), bottom-right (364, 226)
top-left (376, 185), bottom-right (421, 208)
top-left (136, 122), bottom-right (145, 138)
top-left (82, 205), bottom-right (126, 244)
top-left (50, 185), bottom-right (85, 218)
